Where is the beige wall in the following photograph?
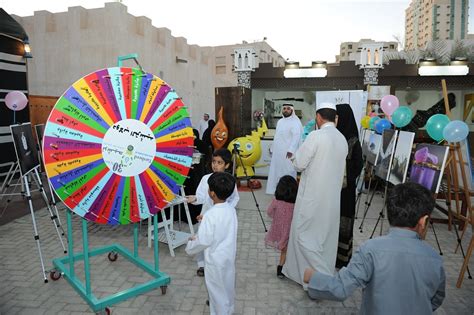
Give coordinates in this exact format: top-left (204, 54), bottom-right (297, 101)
top-left (14, 2), bottom-right (284, 127)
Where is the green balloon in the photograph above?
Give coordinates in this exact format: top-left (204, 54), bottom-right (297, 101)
top-left (369, 116), bottom-right (380, 130)
top-left (391, 106), bottom-right (413, 128)
top-left (425, 114), bottom-right (450, 141)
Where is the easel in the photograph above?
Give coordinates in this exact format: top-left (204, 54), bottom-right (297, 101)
top-left (368, 129), bottom-right (399, 239)
top-left (358, 130), bottom-right (382, 232)
top-left (9, 123), bottom-right (67, 282)
top-left (436, 79), bottom-right (473, 288)
top-left (147, 186), bottom-right (195, 257)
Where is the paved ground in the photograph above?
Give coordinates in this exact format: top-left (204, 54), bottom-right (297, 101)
top-left (0, 180), bottom-right (473, 314)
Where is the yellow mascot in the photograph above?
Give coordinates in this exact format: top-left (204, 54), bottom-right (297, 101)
top-left (228, 120), bottom-right (268, 177)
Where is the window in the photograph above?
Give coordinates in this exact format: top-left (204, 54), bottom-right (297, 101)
top-left (215, 56), bottom-right (226, 65)
top-left (389, 44), bottom-right (395, 49)
top-left (215, 65), bottom-right (226, 74)
top-left (348, 44), bottom-right (353, 49)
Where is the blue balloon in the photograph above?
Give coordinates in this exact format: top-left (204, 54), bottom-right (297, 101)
top-left (375, 118), bottom-right (392, 134)
top-left (443, 120), bottom-right (469, 143)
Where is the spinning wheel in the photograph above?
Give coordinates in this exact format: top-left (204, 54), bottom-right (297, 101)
top-left (43, 67), bottom-right (193, 225)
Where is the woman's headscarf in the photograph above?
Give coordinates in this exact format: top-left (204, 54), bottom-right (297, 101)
top-left (336, 104), bottom-right (359, 140)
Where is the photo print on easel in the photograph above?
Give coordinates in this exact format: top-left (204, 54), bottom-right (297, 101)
top-left (388, 131), bottom-right (415, 185)
top-left (365, 132), bottom-right (382, 165)
top-left (375, 129), bottom-right (398, 181)
top-left (10, 123), bottom-right (40, 176)
top-left (409, 143), bottom-right (449, 194)
top-left (361, 129), bottom-right (372, 159)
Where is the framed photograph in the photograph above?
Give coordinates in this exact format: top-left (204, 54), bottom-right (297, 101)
top-left (456, 137), bottom-right (473, 191)
top-left (409, 143), bottom-right (449, 194)
top-left (375, 129), bottom-right (398, 181)
top-left (388, 131), bottom-right (415, 185)
top-left (10, 123), bottom-right (40, 176)
top-left (361, 129), bottom-right (372, 159)
top-left (365, 132), bottom-right (382, 166)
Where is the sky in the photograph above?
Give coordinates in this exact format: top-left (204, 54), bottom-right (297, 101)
top-left (3, 0), bottom-right (474, 63)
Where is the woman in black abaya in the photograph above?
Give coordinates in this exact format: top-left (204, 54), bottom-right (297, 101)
top-left (335, 104), bottom-right (364, 269)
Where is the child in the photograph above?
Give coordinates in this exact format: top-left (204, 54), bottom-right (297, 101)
top-left (185, 172), bottom-right (238, 315)
top-left (303, 183), bottom-right (445, 314)
top-left (265, 175), bottom-right (298, 279)
top-left (186, 148), bottom-right (239, 276)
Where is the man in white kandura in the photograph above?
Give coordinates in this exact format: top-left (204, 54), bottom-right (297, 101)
top-left (283, 102), bottom-right (348, 286)
top-left (266, 103), bottom-right (303, 195)
top-left (198, 113), bottom-right (210, 140)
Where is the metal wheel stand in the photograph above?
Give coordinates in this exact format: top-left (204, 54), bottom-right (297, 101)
top-left (51, 210), bottom-right (170, 313)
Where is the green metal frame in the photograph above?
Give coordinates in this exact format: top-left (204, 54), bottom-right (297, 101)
top-left (52, 210), bottom-right (169, 313)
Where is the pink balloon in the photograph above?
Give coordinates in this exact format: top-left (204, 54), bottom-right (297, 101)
top-left (380, 95), bottom-right (399, 116)
top-left (5, 91), bottom-right (28, 111)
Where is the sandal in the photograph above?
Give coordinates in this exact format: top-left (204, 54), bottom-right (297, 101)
top-left (197, 267), bottom-right (205, 277)
top-left (277, 265), bottom-right (285, 279)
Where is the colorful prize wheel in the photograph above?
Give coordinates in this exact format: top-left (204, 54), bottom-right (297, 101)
top-left (43, 67), bottom-right (194, 225)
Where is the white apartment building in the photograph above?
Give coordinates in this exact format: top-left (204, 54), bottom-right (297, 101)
top-left (337, 39), bottom-right (398, 62)
top-left (405, 0), bottom-right (469, 50)
top-left (12, 2), bottom-right (284, 126)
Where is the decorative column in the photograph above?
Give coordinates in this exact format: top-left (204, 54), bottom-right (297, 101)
top-left (358, 43), bottom-right (385, 85)
top-left (233, 48), bottom-right (256, 88)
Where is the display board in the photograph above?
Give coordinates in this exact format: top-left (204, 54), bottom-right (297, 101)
top-left (375, 129), bottom-right (398, 181)
top-left (34, 123), bottom-right (44, 150)
top-left (388, 131), bottom-right (414, 185)
top-left (43, 67), bottom-right (193, 225)
top-left (315, 90), bottom-right (367, 131)
top-left (10, 123), bottom-right (40, 176)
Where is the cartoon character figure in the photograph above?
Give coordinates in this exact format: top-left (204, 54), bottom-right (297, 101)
top-left (228, 120), bottom-right (268, 177)
top-left (211, 107), bottom-right (228, 149)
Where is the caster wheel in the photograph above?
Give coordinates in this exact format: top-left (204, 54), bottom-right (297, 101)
top-left (50, 270), bottom-right (62, 281)
top-left (107, 251), bottom-right (118, 262)
top-left (96, 307), bottom-right (111, 315)
top-left (160, 285), bottom-right (167, 295)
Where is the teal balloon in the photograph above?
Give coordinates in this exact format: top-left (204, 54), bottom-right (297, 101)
top-left (391, 106), bottom-right (413, 128)
top-left (369, 117), bottom-right (380, 130)
top-left (375, 118), bottom-right (391, 134)
top-left (443, 120), bottom-right (469, 143)
top-left (426, 114), bottom-right (450, 141)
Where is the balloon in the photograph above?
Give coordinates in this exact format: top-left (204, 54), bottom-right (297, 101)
top-left (361, 115), bottom-right (371, 129)
top-left (425, 114), bottom-right (450, 141)
top-left (443, 120), bottom-right (469, 143)
top-left (391, 106), bottom-right (413, 128)
top-left (375, 118), bottom-right (392, 134)
top-left (369, 117), bottom-right (380, 130)
top-left (369, 112), bottom-right (377, 117)
top-left (380, 95), bottom-right (400, 116)
top-left (5, 91), bottom-right (28, 111)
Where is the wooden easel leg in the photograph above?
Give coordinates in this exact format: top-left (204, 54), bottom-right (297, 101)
top-left (456, 235), bottom-right (474, 288)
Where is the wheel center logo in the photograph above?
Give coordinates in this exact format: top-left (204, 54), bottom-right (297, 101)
top-left (102, 119), bottom-right (155, 176)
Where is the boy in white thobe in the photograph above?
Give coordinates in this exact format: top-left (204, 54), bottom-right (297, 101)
top-left (186, 172), bottom-right (238, 315)
top-left (186, 149), bottom-right (239, 276)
